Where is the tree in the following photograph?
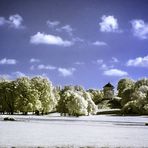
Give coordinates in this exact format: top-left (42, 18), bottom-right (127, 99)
top-left (57, 87), bottom-right (69, 116)
top-left (134, 78), bottom-right (148, 89)
top-left (109, 96), bottom-right (122, 109)
top-left (120, 87), bottom-right (134, 107)
top-left (0, 80), bottom-right (8, 114)
top-left (15, 77), bottom-right (35, 114)
top-left (31, 76), bottom-right (57, 114)
top-left (87, 89), bottom-right (103, 105)
top-left (66, 90), bottom-right (88, 116)
top-left (57, 85), bottom-right (97, 116)
top-left (122, 86), bottom-right (148, 115)
top-left (117, 78), bottom-right (135, 98)
top-left (0, 80), bottom-right (18, 114)
top-left (82, 91), bottom-right (97, 115)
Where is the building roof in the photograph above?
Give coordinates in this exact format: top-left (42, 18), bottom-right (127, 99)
top-left (103, 82), bottom-right (114, 88)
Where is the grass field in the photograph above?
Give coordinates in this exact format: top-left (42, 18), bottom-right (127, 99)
top-left (0, 113), bottom-right (148, 147)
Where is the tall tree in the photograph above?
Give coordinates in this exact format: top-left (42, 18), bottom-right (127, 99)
top-left (31, 76), bottom-right (57, 114)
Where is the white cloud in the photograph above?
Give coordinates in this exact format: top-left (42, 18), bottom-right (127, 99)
top-left (0, 74), bottom-right (12, 80)
top-left (56, 24), bottom-right (73, 35)
top-left (72, 37), bottom-right (84, 42)
top-left (30, 32), bottom-right (73, 47)
top-left (0, 58), bottom-right (17, 65)
top-left (0, 17), bottom-right (7, 26)
top-left (0, 14), bottom-right (24, 29)
top-left (74, 62), bottom-right (85, 65)
top-left (30, 65), bottom-right (35, 70)
top-left (93, 41), bottom-right (107, 46)
top-left (93, 59), bottom-right (115, 70)
top-left (61, 25), bottom-right (73, 33)
top-left (46, 19), bottom-right (74, 36)
top-left (9, 14), bottom-right (24, 29)
top-left (47, 20), bottom-right (60, 27)
top-left (58, 68), bottom-right (76, 77)
top-left (92, 59), bottom-right (103, 65)
top-left (30, 58), bottom-right (40, 63)
top-left (103, 68), bottom-right (128, 77)
top-left (97, 59), bottom-right (104, 64)
top-left (127, 55), bottom-right (148, 67)
top-left (13, 71), bottom-right (26, 78)
top-left (131, 19), bottom-right (148, 39)
top-left (99, 15), bottom-right (121, 33)
top-left (37, 64), bottom-right (56, 70)
top-left (101, 64), bottom-right (108, 70)
top-left (111, 57), bottom-right (119, 63)
top-left (100, 63), bottom-right (114, 70)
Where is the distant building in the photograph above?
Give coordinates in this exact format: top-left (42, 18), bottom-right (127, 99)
top-left (103, 82), bottom-right (114, 99)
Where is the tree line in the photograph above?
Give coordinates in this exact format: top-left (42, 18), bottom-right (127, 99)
top-left (0, 76), bottom-right (148, 116)
top-left (0, 76), bottom-right (97, 116)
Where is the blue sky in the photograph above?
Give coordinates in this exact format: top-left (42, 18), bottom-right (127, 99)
top-left (0, 0), bottom-right (148, 89)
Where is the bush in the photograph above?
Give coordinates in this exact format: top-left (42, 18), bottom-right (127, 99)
top-left (4, 117), bottom-right (15, 121)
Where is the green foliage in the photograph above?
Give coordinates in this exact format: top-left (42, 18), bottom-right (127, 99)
top-left (109, 96), bottom-right (122, 109)
top-left (98, 100), bottom-right (111, 109)
top-left (117, 78), bottom-right (135, 98)
top-left (87, 89), bottom-right (103, 105)
top-left (120, 87), bottom-right (134, 107)
top-left (0, 76), bottom-right (57, 115)
top-left (121, 78), bottom-right (148, 115)
top-left (57, 85), bottom-right (97, 116)
top-left (1, 76), bottom-right (148, 116)
top-left (31, 76), bottom-right (57, 114)
top-left (15, 77), bottom-right (34, 114)
top-left (134, 78), bottom-right (148, 89)
top-left (66, 90), bottom-right (88, 116)
top-left (0, 80), bottom-right (17, 114)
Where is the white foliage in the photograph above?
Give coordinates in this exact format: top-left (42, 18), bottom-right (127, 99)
top-left (138, 85), bottom-right (148, 94)
top-left (65, 90), bottom-right (88, 115)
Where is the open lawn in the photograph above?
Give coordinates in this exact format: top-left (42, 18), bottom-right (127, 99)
top-left (0, 113), bottom-right (148, 147)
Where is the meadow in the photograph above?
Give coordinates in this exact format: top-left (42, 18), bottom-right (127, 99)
top-left (0, 113), bottom-right (148, 147)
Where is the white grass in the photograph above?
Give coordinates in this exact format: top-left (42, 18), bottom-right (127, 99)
top-left (0, 113), bottom-right (148, 147)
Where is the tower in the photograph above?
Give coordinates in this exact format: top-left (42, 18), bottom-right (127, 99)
top-left (103, 82), bottom-right (114, 99)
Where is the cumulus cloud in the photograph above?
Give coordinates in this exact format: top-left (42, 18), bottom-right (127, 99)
top-left (111, 57), bottom-right (119, 63)
top-left (12, 71), bottom-right (26, 78)
top-left (0, 58), bottom-right (17, 65)
top-left (47, 20), bottom-right (60, 27)
top-left (61, 25), bottom-right (73, 33)
top-left (101, 64), bottom-right (108, 70)
top-left (93, 41), bottom-right (107, 46)
top-left (72, 37), bottom-right (84, 42)
top-left (37, 64), bottom-right (56, 70)
top-left (30, 32), bottom-right (73, 47)
top-left (30, 58), bottom-right (40, 63)
top-left (46, 19), bottom-right (74, 36)
top-left (96, 59), bottom-right (104, 64)
top-left (74, 62), bottom-right (85, 65)
top-left (0, 14), bottom-right (24, 29)
top-left (92, 59), bottom-right (103, 65)
top-left (58, 68), bottom-right (76, 77)
top-left (131, 19), bottom-right (148, 39)
top-left (0, 17), bottom-right (7, 26)
top-left (56, 24), bottom-right (73, 35)
top-left (99, 15), bottom-right (121, 33)
top-left (127, 55), bottom-right (148, 67)
top-left (103, 68), bottom-right (128, 77)
top-left (0, 71), bottom-right (27, 80)
top-left (0, 74), bottom-right (12, 80)
top-left (93, 58), bottom-right (124, 76)
top-left (93, 59), bottom-right (115, 70)
top-left (9, 14), bottom-right (24, 29)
